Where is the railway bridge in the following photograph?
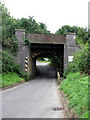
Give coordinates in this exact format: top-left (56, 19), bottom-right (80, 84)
top-left (15, 29), bottom-right (79, 78)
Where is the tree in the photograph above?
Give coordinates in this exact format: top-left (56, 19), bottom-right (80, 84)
top-left (1, 2), bottom-right (50, 51)
top-left (56, 25), bottom-right (88, 45)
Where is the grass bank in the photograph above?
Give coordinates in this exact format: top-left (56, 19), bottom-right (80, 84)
top-left (60, 72), bottom-right (88, 118)
top-left (2, 72), bottom-right (24, 87)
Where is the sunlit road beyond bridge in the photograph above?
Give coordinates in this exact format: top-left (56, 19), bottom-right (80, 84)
top-left (2, 62), bottom-right (67, 118)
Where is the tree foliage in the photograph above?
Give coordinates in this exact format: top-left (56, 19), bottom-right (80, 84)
top-left (1, 2), bottom-right (50, 54)
top-left (16, 17), bottom-right (50, 34)
top-left (50, 56), bottom-right (63, 75)
top-left (56, 25), bottom-right (88, 45)
top-left (2, 50), bottom-right (14, 72)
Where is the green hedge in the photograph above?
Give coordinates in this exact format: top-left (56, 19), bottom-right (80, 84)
top-left (2, 51), bottom-right (15, 72)
top-left (60, 72), bottom-right (88, 118)
top-left (2, 50), bottom-right (22, 74)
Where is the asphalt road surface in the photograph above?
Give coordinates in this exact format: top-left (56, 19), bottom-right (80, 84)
top-left (2, 62), bottom-right (66, 118)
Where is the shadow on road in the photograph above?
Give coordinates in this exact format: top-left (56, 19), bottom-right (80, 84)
top-left (36, 62), bottom-right (56, 79)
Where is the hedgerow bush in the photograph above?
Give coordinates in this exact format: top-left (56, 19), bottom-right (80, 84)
top-left (73, 44), bottom-right (89, 73)
top-left (60, 72), bottom-right (88, 118)
top-left (13, 64), bottom-right (22, 75)
top-left (50, 56), bottom-right (63, 75)
top-left (10, 35), bottom-right (18, 55)
top-left (64, 41), bottom-right (90, 77)
top-left (2, 50), bottom-right (14, 72)
top-left (2, 50), bottom-right (22, 74)
top-left (63, 62), bottom-right (77, 77)
top-left (23, 73), bottom-right (30, 82)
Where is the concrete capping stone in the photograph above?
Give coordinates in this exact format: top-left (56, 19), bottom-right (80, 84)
top-left (15, 29), bottom-right (26, 32)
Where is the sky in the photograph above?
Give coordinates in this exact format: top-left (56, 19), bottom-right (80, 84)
top-left (1, 0), bottom-right (89, 33)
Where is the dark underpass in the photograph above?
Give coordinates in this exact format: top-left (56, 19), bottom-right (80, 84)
top-left (36, 61), bottom-right (56, 79)
top-left (30, 43), bottom-right (64, 77)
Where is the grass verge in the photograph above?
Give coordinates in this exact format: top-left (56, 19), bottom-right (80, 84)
top-left (60, 72), bottom-right (88, 118)
top-left (2, 72), bottom-right (24, 87)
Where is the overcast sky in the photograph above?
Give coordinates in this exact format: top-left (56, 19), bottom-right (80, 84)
top-left (1, 0), bottom-right (89, 33)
